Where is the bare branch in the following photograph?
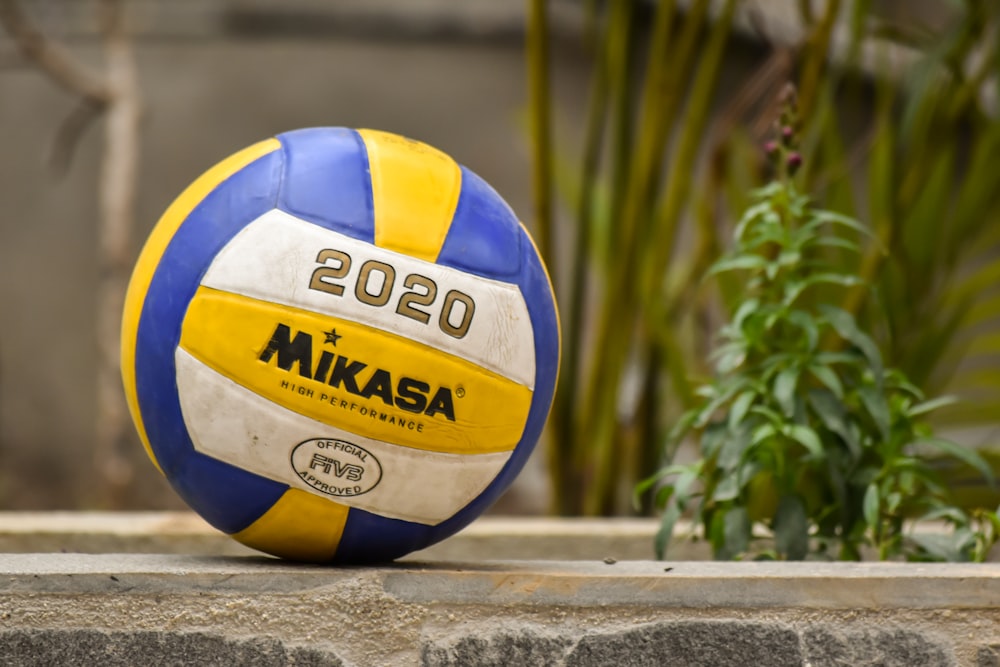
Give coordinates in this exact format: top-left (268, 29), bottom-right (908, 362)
top-left (0, 0), bottom-right (111, 103)
top-left (94, 0), bottom-right (143, 507)
top-left (47, 95), bottom-right (104, 177)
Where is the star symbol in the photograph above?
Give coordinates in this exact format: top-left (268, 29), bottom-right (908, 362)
top-left (323, 328), bottom-right (342, 346)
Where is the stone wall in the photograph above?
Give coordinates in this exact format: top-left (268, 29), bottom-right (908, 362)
top-left (0, 553), bottom-right (997, 666)
top-left (0, 513), bottom-right (997, 666)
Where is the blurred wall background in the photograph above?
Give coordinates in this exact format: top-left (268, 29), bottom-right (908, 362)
top-left (1, 0), bottom-right (983, 515)
top-left (0, 0), bottom-right (591, 511)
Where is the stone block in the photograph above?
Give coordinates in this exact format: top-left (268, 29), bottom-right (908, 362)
top-left (979, 644), bottom-right (1000, 667)
top-left (567, 620), bottom-right (802, 667)
top-left (422, 628), bottom-right (571, 667)
top-left (0, 629), bottom-right (343, 667)
top-left (802, 626), bottom-right (954, 667)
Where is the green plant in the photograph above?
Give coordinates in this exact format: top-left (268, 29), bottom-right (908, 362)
top-left (803, 0), bottom-right (1000, 436)
top-left (531, 0), bottom-right (744, 515)
top-left (644, 101), bottom-right (999, 561)
top-left (528, 0), bottom-right (1000, 517)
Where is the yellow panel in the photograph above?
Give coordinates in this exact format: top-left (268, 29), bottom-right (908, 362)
top-left (179, 286), bottom-right (532, 455)
top-left (231, 488), bottom-right (349, 562)
top-left (120, 138), bottom-right (282, 473)
top-left (358, 129), bottom-right (461, 262)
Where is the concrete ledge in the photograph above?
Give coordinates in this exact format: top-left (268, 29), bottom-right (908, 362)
top-left (1, 515), bottom-right (998, 665)
top-left (0, 512), bottom-right (672, 560)
top-left (0, 553), bottom-right (998, 666)
top-left (2, 511), bottom-right (993, 562)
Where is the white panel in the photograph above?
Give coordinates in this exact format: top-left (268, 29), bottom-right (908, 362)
top-left (199, 209), bottom-right (536, 388)
top-left (175, 348), bottom-right (511, 525)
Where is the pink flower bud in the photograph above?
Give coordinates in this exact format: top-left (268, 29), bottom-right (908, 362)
top-left (787, 151), bottom-right (803, 173)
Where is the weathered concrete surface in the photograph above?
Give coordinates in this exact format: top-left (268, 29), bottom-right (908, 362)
top-left (0, 554), bottom-right (997, 666)
top-left (0, 512), bottom-right (674, 560)
top-left (2, 512), bottom-right (995, 562)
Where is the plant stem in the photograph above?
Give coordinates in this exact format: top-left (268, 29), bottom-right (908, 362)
top-left (797, 0), bottom-right (841, 122)
top-left (550, 1), bottom-right (616, 514)
top-left (526, 0), bottom-right (555, 270)
top-left (578, 0), bottom-right (678, 515)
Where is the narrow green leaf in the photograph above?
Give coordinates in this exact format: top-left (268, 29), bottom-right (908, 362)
top-left (945, 256), bottom-right (1000, 313)
top-left (719, 424), bottom-right (754, 470)
top-left (809, 272), bottom-right (866, 288)
top-left (707, 254), bottom-right (770, 276)
top-left (728, 390), bottom-right (756, 432)
top-left (773, 367), bottom-right (799, 417)
top-left (749, 182), bottom-right (784, 199)
top-left (743, 226), bottom-right (788, 252)
top-left (773, 495), bottom-right (809, 560)
top-left (673, 469), bottom-right (701, 507)
top-left (962, 292), bottom-right (1000, 331)
top-left (664, 409), bottom-right (699, 449)
top-left (785, 273), bottom-right (866, 306)
top-left (806, 209), bottom-right (878, 240)
top-left (902, 145), bottom-right (954, 270)
top-left (863, 483), bottom-right (880, 528)
top-left (814, 351), bottom-right (861, 366)
top-left (810, 236), bottom-right (862, 253)
top-left (694, 380), bottom-right (746, 428)
top-left (867, 89), bottom-right (895, 240)
top-left (886, 491), bottom-right (902, 514)
top-left (734, 200), bottom-right (774, 240)
top-left (653, 483), bottom-right (675, 508)
top-left (751, 423), bottom-right (778, 447)
top-left (749, 405), bottom-right (785, 427)
top-left (652, 462), bottom-right (697, 479)
top-left (858, 385), bottom-right (891, 442)
top-left (633, 473), bottom-right (663, 503)
top-left (700, 422), bottom-right (729, 459)
top-left (819, 305), bottom-right (884, 380)
top-left (786, 310), bottom-right (819, 351)
top-left (777, 250), bottom-right (803, 267)
top-left (883, 369), bottom-right (925, 399)
top-left (808, 389), bottom-right (861, 460)
top-left (654, 503), bottom-right (682, 560)
top-left (723, 506), bottom-right (751, 557)
top-left (714, 473), bottom-right (741, 502)
top-left (960, 331), bottom-right (1000, 359)
top-left (709, 341), bottom-right (748, 375)
top-left (731, 298), bottom-right (760, 329)
top-left (851, 466), bottom-right (880, 487)
top-left (808, 363), bottom-right (844, 399)
top-left (907, 395), bottom-right (959, 418)
top-left (916, 506), bottom-right (968, 524)
top-left (913, 438), bottom-right (996, 486)
top-left (784, 424), bottom-right (825, 459)
top-left (907, 532), bottom-right (964, 563)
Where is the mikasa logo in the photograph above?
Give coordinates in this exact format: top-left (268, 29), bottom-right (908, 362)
top-left (257, 323), bottom-right (457, 421)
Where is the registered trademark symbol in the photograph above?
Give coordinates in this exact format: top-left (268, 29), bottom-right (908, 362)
top-left (455, 386), bottom-right (466, 399)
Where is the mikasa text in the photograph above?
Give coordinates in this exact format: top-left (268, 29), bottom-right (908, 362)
top-left (259, 323), bottom-right (457, 421)
top-left (308, 248), bottom-right (477, 338)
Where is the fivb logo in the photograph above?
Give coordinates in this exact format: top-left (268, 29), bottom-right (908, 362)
top-left (290, 438), bottom-right (382, 497)
top-left (257, 322), bottom-right (457, 421)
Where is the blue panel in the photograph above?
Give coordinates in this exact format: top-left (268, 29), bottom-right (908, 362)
top-left (134, 149), bottom-right (289, 534)
top-left (436, 166), bottom-right (521, 280)
top-left (420, 224), bottom-right (561, 550)
top-left (334, 509), bottom-right (432, 564)
top-left (276, 127), bottom-right (375, 243)
top-left (173, 454), bottom-right (290, 534)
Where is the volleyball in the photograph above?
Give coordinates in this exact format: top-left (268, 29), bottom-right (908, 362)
top-left (120, 128), bottom-right (560, 563)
